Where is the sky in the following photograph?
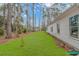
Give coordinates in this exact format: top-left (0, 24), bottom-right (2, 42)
top-left (21, 3), bottom-right (72, 27)
top-left (21, 3), bottom-right (43, 27)
top-left (45, 3), bottom-right (53, 7)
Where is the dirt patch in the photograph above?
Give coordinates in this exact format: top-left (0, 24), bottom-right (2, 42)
top-left (0, 32), bottom-right (32, 44)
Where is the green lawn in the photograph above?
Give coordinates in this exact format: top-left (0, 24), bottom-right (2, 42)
top-left (0, 32), bottom-right (67, 56)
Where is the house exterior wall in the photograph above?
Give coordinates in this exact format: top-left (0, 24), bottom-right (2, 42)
top-left (47, 6), bottom-right (79, 50)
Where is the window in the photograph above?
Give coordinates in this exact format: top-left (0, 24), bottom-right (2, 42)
top-left (57, 23), bottom-right (60, 33)
top-left (51, 26), bottom-right (53, 32)
top-left (69, 15), bottom-right (79, 38)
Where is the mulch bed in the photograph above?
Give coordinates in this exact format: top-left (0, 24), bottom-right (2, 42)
top-left (0, 32), bottom-right (31, 44)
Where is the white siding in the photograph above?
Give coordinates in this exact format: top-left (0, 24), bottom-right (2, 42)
top-left (47, 6), bottom-right (79, 50)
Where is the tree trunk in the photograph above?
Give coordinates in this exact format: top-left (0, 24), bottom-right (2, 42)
top-left (32, 3), bottom-right (35, 32)
top-left (4, 3), bottom-right (12, 39)
top-left (26, 4), bottom-right (29, 32)
top-left (16, 3), bottom-right (22, 34)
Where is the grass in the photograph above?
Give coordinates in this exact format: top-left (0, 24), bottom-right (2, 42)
top-left (0, 32), bottom-right (67, 56)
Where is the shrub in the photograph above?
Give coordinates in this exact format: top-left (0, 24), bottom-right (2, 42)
top-left (22, 28), bottom-right (26, 33)
top-left (0, 28), bottom-right (4, 35)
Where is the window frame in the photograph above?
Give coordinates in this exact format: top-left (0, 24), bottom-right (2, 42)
top-left (69, 14), bottom-right (79, 39)
top-left (57, 23), bottom-right (60, 34)
top-left (51, 26), bottom-right (53, 32)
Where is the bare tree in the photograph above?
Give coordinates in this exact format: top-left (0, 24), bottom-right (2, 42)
top-left (14, 4), bottom-right (23, 34)
top-left (32, 3), bottom-right (35, 32)
top-left (3, 3), bottom-right (12, 38)
top-left (26, 4), bottom-right (30, 32)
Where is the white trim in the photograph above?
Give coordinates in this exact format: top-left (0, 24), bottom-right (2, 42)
top-left (78, 16), bottom-right (79, 39)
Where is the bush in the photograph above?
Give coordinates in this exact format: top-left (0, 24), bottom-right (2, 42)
top-left (0, 28), bottom-right (4, 35)
top-left (22, 28), bottom-right (26, 33)
top-left (17, 26), bottom-right (27, 34)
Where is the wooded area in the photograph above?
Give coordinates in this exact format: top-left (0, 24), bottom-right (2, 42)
top-left (0, 3), bottom-right (74, 39)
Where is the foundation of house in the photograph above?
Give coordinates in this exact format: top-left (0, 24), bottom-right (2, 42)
top-left (47, 33), bottom-right (79, 51)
